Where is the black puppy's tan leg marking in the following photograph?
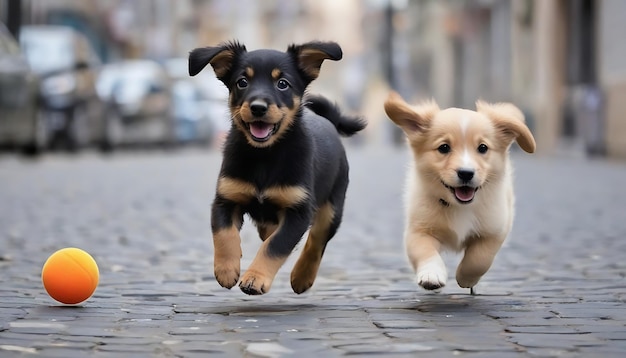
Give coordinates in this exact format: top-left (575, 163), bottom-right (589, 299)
top-left (213, 225), bottom-right (242, 289)
top-left (291, 202), bottom-right (335, 294)
top-left (239, 235), bottom-right (288, 295)
top-left (256, 223), bottom-right (279, 242)
top-left (240, 205), bottom-right (312, 295)
top-left (212, 176), bottom-right (253, 289)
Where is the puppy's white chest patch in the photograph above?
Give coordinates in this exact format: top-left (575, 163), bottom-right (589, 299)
top-left (450, 209), bottom-right (478, 245)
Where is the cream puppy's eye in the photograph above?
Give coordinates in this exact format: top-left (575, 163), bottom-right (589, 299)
top-left (477, 144), bottom-right (488, 154)
top-left (437, 144), bottom-right (451, 154)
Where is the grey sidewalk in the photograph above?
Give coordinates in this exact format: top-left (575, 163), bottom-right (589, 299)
top-left (0, 146), bottom-right (625, 357)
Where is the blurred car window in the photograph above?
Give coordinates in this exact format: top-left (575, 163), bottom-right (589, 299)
top-left (96, 59), bottom-right (175, 149)
top-left (21, 29), bottom-right (74, 74)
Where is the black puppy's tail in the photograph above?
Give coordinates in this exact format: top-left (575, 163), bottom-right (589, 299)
top-left (304, 95), bottom-right (367, 137)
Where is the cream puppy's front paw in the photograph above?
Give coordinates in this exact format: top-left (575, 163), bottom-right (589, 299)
top-left (416, 258), bottom-right (447, 290)
top-left (456, 273), bottom-right (481, 289)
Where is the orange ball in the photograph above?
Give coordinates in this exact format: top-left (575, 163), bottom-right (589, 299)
top-left (42, 248), bottom-right (99, 304)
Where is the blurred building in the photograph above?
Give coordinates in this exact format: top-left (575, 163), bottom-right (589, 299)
top-left (402, 0), bottom-right (626, 159)
top-left (4, 0), bottom-right (625, 158)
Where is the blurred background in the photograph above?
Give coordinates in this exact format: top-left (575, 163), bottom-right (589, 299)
top-left (0, 0), bottom-right (625, 159)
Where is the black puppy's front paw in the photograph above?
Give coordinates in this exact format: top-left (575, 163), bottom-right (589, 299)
top-left (290, 255), bottom-right (320, 294)
top-left (240, 281), bottom-right (266, 295)
top-left (214, 264), bottom-right (240, 289)
top-left (239, 269), bottom-right (272, 295)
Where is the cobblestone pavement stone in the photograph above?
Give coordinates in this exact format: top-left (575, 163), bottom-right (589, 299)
top-left (0, 145), bottom-right (625, 357)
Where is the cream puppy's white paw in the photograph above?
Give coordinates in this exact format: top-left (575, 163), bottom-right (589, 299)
top-left (416, 258), bottom-right (447, 290)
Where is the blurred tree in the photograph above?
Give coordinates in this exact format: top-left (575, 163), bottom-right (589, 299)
top-left (383, 1), bottom-right (404, 145)
top-left (6, 0), bottom-right (21, 38)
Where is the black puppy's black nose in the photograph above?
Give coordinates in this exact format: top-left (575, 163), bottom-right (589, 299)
top-left (457, 169), bottom-right (474, 183)
top-left (250, 100), bottom-right (268, 117)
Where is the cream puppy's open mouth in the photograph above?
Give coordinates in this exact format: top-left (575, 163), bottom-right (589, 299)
top-left (442, 181), bottom-right (478, 204)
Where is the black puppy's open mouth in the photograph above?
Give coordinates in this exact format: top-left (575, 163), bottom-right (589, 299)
top-left (442, 181), bottom-right (478, 204)
top-left (246, 121), bottom-right (279, 142)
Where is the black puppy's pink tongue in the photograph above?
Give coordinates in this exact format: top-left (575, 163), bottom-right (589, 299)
top-left (454, 186), bottom-right (476, 202)
top-left (250, 122), bottom-right (273, 139)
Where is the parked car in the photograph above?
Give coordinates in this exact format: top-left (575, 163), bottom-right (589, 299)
top-left (164, 57), bottom-right (230, 147)
top-left (171, 79), bottom-right (214, 144)
top-left (0, 22), bottom-right (45, 154)
top-left (20, 25), bottom-right (104, 151)
top-left (96, 60), bottom-right (175, 149)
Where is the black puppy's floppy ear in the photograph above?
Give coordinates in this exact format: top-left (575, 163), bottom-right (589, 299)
top-left (288, 41), bottom-right (342, 81)
top-left (188, 41), bottom-right (247, 80)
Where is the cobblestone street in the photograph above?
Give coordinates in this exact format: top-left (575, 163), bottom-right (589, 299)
top-left (1, 145), bottom-right (625, 357)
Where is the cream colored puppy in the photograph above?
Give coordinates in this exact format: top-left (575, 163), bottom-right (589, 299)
top-left (384, 92), bottom-right (536, 294)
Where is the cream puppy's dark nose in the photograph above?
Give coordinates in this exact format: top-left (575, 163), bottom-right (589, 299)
top-left (457, 169), bottom-right (474, 183)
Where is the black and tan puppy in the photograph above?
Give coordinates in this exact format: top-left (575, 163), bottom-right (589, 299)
top-left (188, 41), bottom-right (366, 295)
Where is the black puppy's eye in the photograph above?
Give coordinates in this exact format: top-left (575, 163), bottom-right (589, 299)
top-left (477, 143), bottom-right (488, 154)
top-left (276, 78), bottom-right (290, 91)
top-left (437, 144), bottom-right (451, 154)
top-left (236, 78), bottom-right (248, 89)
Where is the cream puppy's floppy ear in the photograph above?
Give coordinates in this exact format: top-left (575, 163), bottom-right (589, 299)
top-left (384, 91), bottom-right (439, 136)
top-left (476, 100), bottom-right (536, 153)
